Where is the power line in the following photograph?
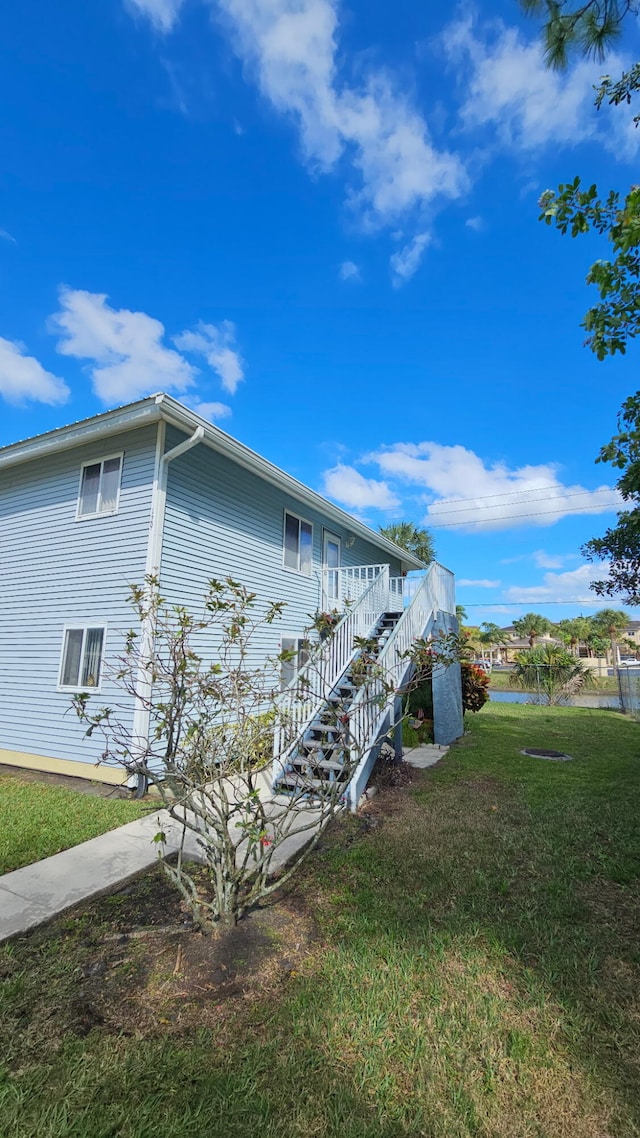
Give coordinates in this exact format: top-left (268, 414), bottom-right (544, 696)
top-left (463, 600), bottom-right (609, 607)
top-left (428, 488), bottom-right (619, 517)
top-left (421, 483), bottom-right (615, 509)
top-left (427, 502), bottom-right (621, 529)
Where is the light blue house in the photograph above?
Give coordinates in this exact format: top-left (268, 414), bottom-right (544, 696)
top-left (0, 393), bottom-right (462, 802)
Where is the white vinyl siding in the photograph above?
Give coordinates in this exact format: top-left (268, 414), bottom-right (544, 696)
top-left (59, 626), bottom-right (106, 690)
top-left (283, 511), bottom-right (313, 575)
top-left (77, 454), bottom-right (123, 519)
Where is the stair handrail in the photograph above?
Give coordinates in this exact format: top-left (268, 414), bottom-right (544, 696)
top-left (345, 563), bottom-right (453, 790)
top-left (273, 565), bottom-right (390, 774)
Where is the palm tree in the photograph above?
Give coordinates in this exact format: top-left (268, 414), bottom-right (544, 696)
top-left (511, 644), bottom-right (589, 705)
top-left (479, 622), bottom-right (509, 663)
top-left (556, 615), bottom-right (592, 657)
top-left (379, 522), bottom-right (435, 566)
top-left (591, 609), bottom-right (629, 666)
top-left (513, 612), bottom-right (552, 648)
top-left (456, 604), bottom-right (468, 627)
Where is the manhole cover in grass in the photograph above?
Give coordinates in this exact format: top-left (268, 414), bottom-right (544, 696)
top-left (520, 748), bottom-right (573, 762)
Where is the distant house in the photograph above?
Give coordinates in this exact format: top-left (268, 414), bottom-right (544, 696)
top-left (0, 394), bottom-right (462, 807)
top-left (499, 626), bottom-right (559, 663)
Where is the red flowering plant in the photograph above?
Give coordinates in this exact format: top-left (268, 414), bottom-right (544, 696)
top-left (311, 609), bottom-right (342, 639)
top-left (461, 661), bottom-right (490, 713)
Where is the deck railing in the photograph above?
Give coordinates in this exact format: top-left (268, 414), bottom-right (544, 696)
top-left (345, 562), bottom-right (455, 808)
top-left (321, 564), bottom-right (406, 612)
top-left (273, 568), bottom-right (392, 780)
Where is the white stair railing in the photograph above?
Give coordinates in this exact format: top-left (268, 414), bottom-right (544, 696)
top-left (273, 566), bottom-right (391, 779)
top-left (345, 562), bottom-right (455, 807)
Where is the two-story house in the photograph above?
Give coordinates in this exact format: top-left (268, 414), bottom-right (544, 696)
top-left (0, 393), bottom-right (462, 806)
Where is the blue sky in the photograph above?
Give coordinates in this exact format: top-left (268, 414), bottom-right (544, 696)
top-left (1, 0), bottom-right (639, 623)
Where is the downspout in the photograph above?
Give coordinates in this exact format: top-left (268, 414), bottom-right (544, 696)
top-left (131, 422), bottom-right (205, 795)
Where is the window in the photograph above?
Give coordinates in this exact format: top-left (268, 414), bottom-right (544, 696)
top-left (280, 637), bottom-right (309, 690)
top-left (283, 511), bottom-right (313, 575)
top-left (59, 626), bottom-right (106, 690)
top-left (77, 455), bottom-right (123, 518)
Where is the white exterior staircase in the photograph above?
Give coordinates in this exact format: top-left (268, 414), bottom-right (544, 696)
top-left (273, 561), bottom-right (456, 810)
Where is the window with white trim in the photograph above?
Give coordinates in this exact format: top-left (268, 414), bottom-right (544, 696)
top-left (280, 637), bottom-right (309, 690)
top-left (77, 455), bottom-right (123, 518)
top-left (283, 511), bottom-right (313, 575)
top-left (59, 626), bottom-right (106, 690)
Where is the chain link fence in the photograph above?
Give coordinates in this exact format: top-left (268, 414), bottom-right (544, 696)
top-left (617, 667), bottom-right (640, 718)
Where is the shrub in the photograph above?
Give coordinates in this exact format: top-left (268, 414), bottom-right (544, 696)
top-left (461, 661), bottom-right (490, 713)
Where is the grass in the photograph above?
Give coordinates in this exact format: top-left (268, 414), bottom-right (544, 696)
top-left (0, 774), bottom-right (149, 873)
top-left (1, 703), bottom-right (640, 1137)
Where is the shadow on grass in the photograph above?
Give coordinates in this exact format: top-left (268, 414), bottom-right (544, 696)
top-left (1, 705), bottom-right (639, 1137)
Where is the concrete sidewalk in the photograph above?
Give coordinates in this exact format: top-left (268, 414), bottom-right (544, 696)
top-left (0, 746), bottom-right (448, 944)
top-left (0, 801), bottom-right (324, 944)
top-left (403, 743), bottom-right (449, 770)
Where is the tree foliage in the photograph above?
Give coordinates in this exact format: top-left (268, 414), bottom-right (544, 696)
top-left (379, 522), bottom-right (435, 566)
top-left (511, 644), bottom-right (590, 704)
top-left (513, 612), bottom-right (552, 646)
top-left (582, 393), bottom-right (640, 602)
top-left (524, 0), bottom-right (640, 604)
top-left (522, 0), bottom-right (637, 68)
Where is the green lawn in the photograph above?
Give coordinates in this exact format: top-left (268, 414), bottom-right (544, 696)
top-left (0, 774), bottom-right (149, 873)
top-left (1, 704), bottom-right (640, 1137)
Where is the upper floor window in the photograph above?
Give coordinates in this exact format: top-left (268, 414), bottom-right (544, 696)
top-left (58, 625), bottom-right (106, 690)
top-left (283, 511), bottom-right (313, 575)
top-left (77, 454), bottom-right (123, 519)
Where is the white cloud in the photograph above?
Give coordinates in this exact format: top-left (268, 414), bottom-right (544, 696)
top-left (51, 287), bottom-right (197, 404)
top-left (503, 563), bottom-right (613, 606)
top-left (465, 215), bottom-right (484, 232)
top-left (442, 14), bottom-right (638, 160)
top-left (339, 260), bottom-right (360, 281)
top-left (322, 462), bottom-right (400, 510)
top-left (174, 321), bottom-right (244, 393)
top-left (126, 0), bottom-right (185, 32)
top-left (390, 232), bottom-right (430, 286)
top-left (367, 441), bottom-right (623, 531)
top-left (0, 337), bottom-right (70, 407)
top-left (457, 578), bottom-right (501, 588)
top-left (187, 399), bottom-right (233, 421)
top-left (532, 550), bottom-right (567, 570)
top-left (0, 228), bottom-right (16, 245)
top-left (214, 0), bottom-right (468, 239)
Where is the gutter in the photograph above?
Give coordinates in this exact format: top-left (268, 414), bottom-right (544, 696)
top-left (130, 422), bottom-right (205, 794)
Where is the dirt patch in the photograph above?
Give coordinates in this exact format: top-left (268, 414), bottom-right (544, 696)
top-left (369, 754), bottom-right (413, 793)
top-left (3, 865), bottom-right (319, 1056)
top-left (0, 763), bottom-right (133, 799)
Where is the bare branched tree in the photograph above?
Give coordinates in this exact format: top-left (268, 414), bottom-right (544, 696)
top-left (74, 577), bottom-right (460, 931)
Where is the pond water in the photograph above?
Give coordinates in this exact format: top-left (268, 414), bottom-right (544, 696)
top-left (489, 689), bottom-right (621, 710)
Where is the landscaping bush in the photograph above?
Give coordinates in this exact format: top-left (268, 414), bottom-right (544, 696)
top-left (461, 661), bottom-right (490, 713)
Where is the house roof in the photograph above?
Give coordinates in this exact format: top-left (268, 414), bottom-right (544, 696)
top-left (0, 393), bottom-right (426, 571)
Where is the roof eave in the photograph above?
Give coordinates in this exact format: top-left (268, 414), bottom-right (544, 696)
top-left (156, 395), bottom-right (425, 571)
top-left (0, 392), bottom-right (424, 571)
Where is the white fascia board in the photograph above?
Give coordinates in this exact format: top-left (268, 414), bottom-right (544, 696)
top-left (155, 394), bottom-right (425, 571)
top-left (0, 391), bottom-right (424, 571)
top-left (0, 397), bottom-right (162, 471)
